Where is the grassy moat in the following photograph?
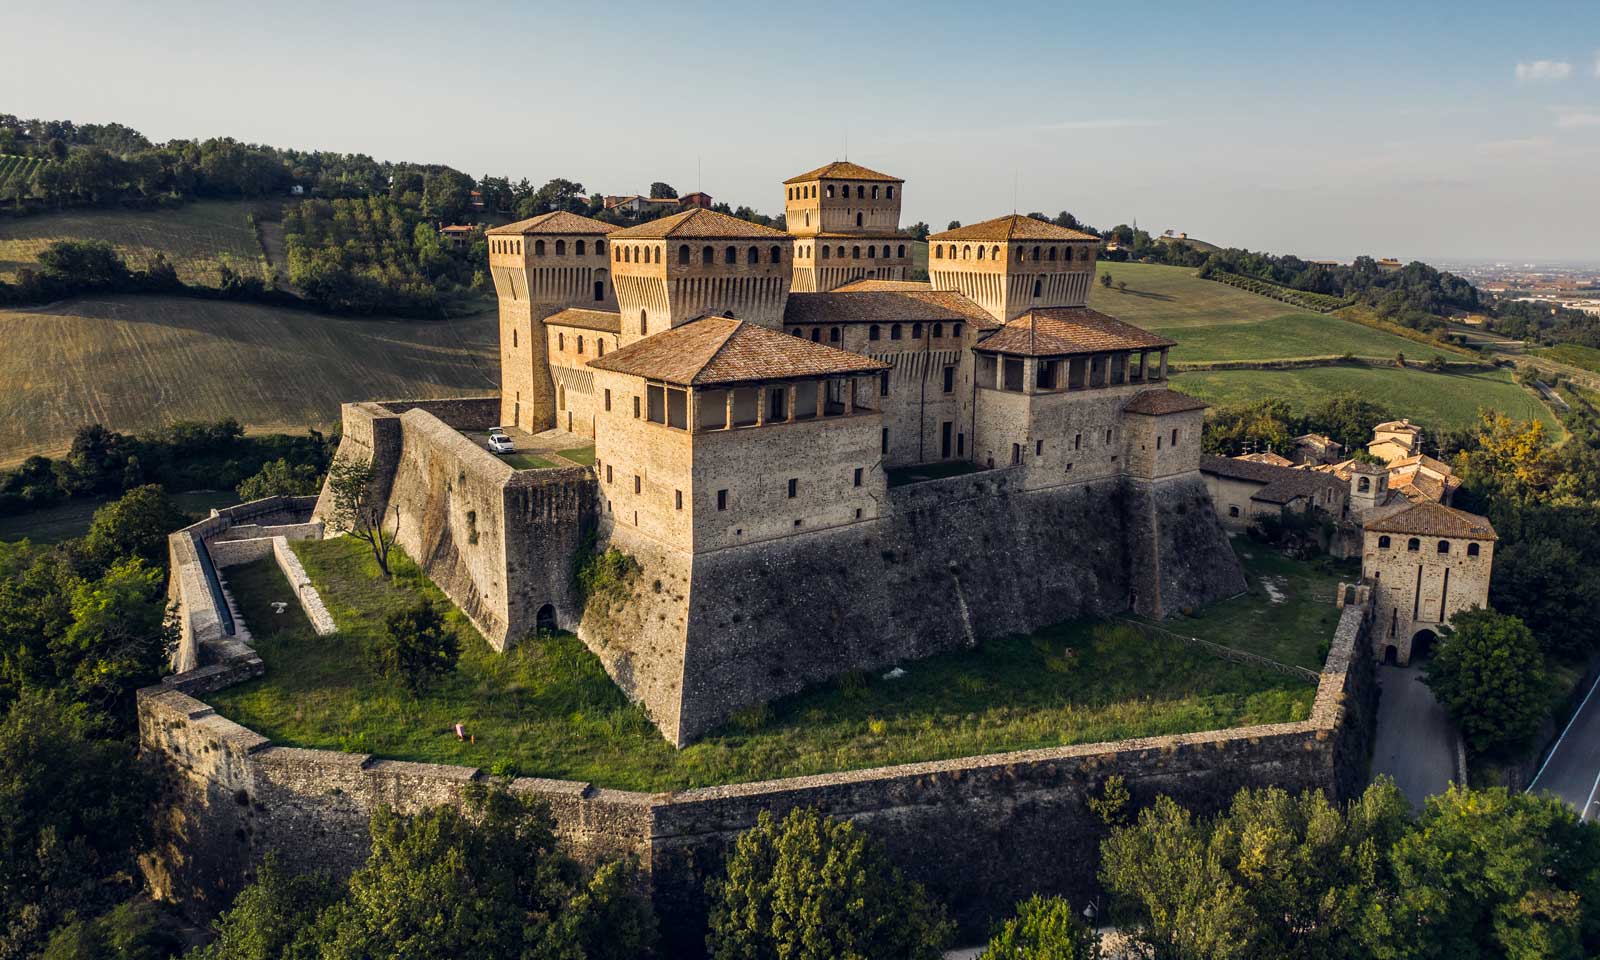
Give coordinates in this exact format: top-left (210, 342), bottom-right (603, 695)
top-left (208, 537), bottom-right (1326, 792)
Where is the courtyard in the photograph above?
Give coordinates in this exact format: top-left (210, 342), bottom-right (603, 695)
top-left (208, 537), bottom-right (1327, 792)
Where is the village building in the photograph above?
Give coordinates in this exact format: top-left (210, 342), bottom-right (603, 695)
top-left (1291, 432), bottom-right (1343, 465)
top-left (1200, 454), bottom-right (1348, 532)
top-left (1359, 501), bottom-right (1495, 664)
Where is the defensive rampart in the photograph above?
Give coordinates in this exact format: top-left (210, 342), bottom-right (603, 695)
top-left (140, 596), bottom-right (1372, 952)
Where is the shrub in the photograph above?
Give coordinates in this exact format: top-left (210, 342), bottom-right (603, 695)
top-left (1425, 608), bottom-right (1547, 756)
top-left (980, 894), bottom-right (1101, 959)
top-left (367, 601), bottom-right (458, 694)
top-left (236, 458), bottom-right (322, 501)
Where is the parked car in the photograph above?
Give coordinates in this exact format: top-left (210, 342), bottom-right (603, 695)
top-left (487, 434), bottom-right (515, 453)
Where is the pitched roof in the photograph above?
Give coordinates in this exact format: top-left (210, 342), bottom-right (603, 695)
top-left (1373, 419), bottom-right (1421, 434)
top-left (1198, 455), bottom-right (1345, 504)
top-left (783, 290), bottom-right (997, 327)
top-left (832, 279), bottom-right (933, 293)
top-left (485, 210), bottom-right (619, 236)
top-left (544, 308), bottom-right (621, 334)
top-left (586, 316), bottom-right (887, 387)
top-left (1123, 389), bottom-right (1208, 416)
top-left (784, 161), bottom-right (903, 184)
top-left (1237, 451), bottom-right (1296, 467)
top-left (929, 214), bottom-right (1100, 243)
top-left (1363, 501), bottom-right (1497, 540)
top-left (608, 207), bottom-right (790, 240)
top-left (974, 307), bottom-right (1175, 357)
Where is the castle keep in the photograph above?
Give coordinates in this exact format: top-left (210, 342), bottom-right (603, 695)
top-left (321, 161), bottom-right (1246, 745)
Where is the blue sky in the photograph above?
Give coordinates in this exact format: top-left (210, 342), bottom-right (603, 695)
top-left (8, 0), bottom-right (1599, 260)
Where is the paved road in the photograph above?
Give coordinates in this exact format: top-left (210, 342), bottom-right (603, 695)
top-left (1529, 671), bottom-right (1600, 821)
top-left (1372, 664), bottom-right (1458, 809)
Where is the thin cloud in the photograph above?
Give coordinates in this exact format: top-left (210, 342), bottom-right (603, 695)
top-left (1029, 119), bottom-right (1161, 132)
top-left (1594, 50), bottom-right (1600, 78)
top-left (1475, 136), bottom-right (1554, 154)
top-left (1515, 59), bottom-right (1573, 82)
top-left (1553, 107), bottom-right (1600, 128)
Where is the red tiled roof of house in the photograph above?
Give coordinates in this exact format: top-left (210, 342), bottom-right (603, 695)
top-left (609, 208), bottom-right (790, 240)
top-left (974, 307), bottom-right (1175, 357)
top-left (1363, 501), bottom-right (1497, 540)
top-left (545, 308), bottom-right (622, 334)
top-left (930, 214), bottom-right (1100, 242)
top-left (486, 211), bottom-right (619, 236)
top-left (783, 290), bottom-right (998, 327)
top-left (1123, 389), bottom-right (1209, 416)
top-left (784, 161), bottom-right (903, 184)
top-left (831, 279), bottom-right (933, 292)
top-left (587, 316), bottom-right (887, 387)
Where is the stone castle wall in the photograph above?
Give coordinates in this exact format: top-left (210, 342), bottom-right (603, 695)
top-left (139, 601), bottom-right (1373, 953)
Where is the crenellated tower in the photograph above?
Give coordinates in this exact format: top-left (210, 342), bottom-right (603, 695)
top-left (607, 208), bottom-right (792, 344)
top-left (783, 161), bottom-right (911, 292)
top-left (487, 211), bottom-right (619, 432)
top-left (927, 215), bottom-right (1100, 323)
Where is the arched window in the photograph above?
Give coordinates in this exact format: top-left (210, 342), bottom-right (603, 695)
top-left (810, 328), bottom-right (820, 342)
top-left (595, 240), bottom-right (605, 256)
top-left (1018, 247), bottom-right (1026, 262)
top-left (557, 332), bottom-right (564, 350)
top-left (597, 339), bottom-right (605, 356)
top-left (891, 324), bottom-right (903, 340)
top-left (826, 184), bottom-right (835, 198)
top-left (770, 245), bottom-right (782, 262)
top-left (1378, 535), bottom-right (1391, 549)
top-left (897, 244), bottom-right (905, 258)
top-left (593, 280), bottom-right (604, 301)
top-left (534, 239), bottom-right (546, 255)
top-left (1032, 245), bottom-right (1041, 260)
top-left (576, 239), bottom-right (586, 255)
top-left (1467, 542), bottom-right (1480, 557)
top-left (1048, 246), bottom-right (1057, 261)
top-left (1437, 540), bottom-right (1450, 554)
top-left (912, 322), bottom-right (922, 338)
top-left (836, 245), bottom-right (845, 259)
top-left (829, 328), bottom-right (840, 342)
top-left (724, 246), bottom-right (737, 264)
top-left (976, 246), bottom-right (986, 261)
top-left (963, 245), bottom-right (972, 259)
top-left (746, 247), bottom-right (758, 265)
top-left (555, 239), bottom-right (566, 255)
top-left (872, 185), bottom-right (879, 199)
top-left (954, 323), bottom-right (962, 336)
top-left (821, 245), bottom-right (830, 260)
top-left (577, 335), bottom-right (584, 354)
top-left (992, 245), bottom-right (1002, 260)
top-left (868, 246), bottom-right (877, 259)
top-left (792, 328), bottom-right (803, 337)
top-left (869, 325), bottom-right (881, 341)
top-left (933, 322), bottom-right (943, 338)
top-left (702, 245), bottom-right (714, 264)
top-left (1033, 279), bottom-right (1042, 297)
top-left (614, 245), bottom-right (621, 262)
top-left (886, 186), bottom-right (894, 198)
top-left (852, 246), bottom-right (861, 260)
top-left (623, 247), bottom-right (631, 263)
top-left (1407, 538), bottom-right (1420, 552)
top-left (934, 245), bottom-right (943, 260)
top-left (856, 185), bottom-right (865, 198)
top-left (654, 247), bottom-right (661, 263)
top-left (855, 212), bottom-right (863, 227)
top-left (1358, 477), bottom-right (1370, 492)
top-left (679, 244), bottom-right (690, 264)
top-left (640, 309), bottom-right (648, 335)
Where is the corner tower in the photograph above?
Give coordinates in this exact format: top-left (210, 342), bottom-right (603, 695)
top-left (487, 211), bottom-right (619, 432)
top-left (928, 215), bottom-right (1100, 323)
top-left (607, 208), bottom-right (792, 345)
top-left (783, 161), bottom-right (911, 292)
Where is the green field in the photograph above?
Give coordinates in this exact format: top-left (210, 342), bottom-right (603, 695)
top-left (1088, 262), bottom-right (1451, 364)
top-left (1173, 364), bottom-right (1556, 433)
top-left (0, 489), bottom-right (238, 544)
top-left (0, 296), bottom-right (497, 466)
top-left (0, 155), bottom-right (48, 201)
top-left (208, 538), bottom-right (1317, 792)
top-left (1533, 343), bottom-right (1600, 374)
top-left (0, 200), bottom-right (272, 286)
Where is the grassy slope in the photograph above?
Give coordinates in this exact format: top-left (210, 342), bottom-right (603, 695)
top-left (0, 489), bottom-right (237, 544)
top-left (1173, 365), bottom-right (1556, 434)
top-left (1088, 262), bottom-right (1452, 364)
top-left (1533, 343), bottom-right (1600, 374)
top-left (208, 538), bottom-right (1317, 792)
top-left (0, 201), bottom-right (273, 286)
top-left (0, 296), bottom-right (497, 466)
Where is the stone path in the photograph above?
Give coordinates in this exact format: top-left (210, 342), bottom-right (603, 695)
top-left (1372, 664), bottom-right (1458, 809)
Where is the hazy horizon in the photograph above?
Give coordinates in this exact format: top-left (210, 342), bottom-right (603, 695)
top-left (7, 0), bottom-right (1600, 262)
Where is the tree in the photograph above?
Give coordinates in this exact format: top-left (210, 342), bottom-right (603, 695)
top-left (1454, 411), bottom-right (1556, 505)
top-left (82, 484), bottom-right (187, 570)
top-left (59, 557), bottom-right (173, 717)
top-left (946, 220), bottom-right (961, 230)
top-left (1099, 272), bottom-right (1112, 288)
top-left (906, 221), bottom-right (930, 241)
top-left (368, 601), bottom-right (458, 694)
top-left (237, 458), bottom-right (323, 501)
top-left (36, 240), bottom-right (129, 289)
top-left (0, 693), bottom-right (151, 958)
top-left (40, 900), bottom-right (179, 960)
top-left (323, 454), bottom-right (399, 575)
top-left (1380, 786), bottom-right (1600, 960)
top-left (518, 177), bottom-right (587, 217)
top-left (1425, 608), bottom-right (1547, 756)
top-left (421, 168), bottom-right (473, 223)
top-left (706, 807), bottom-right (952, 960)
top-left (1117, 280), bottom-right (1127, 293)
top-left (980, 895), bottom-right (1101, 959)
top-left (648, 181), bottom-right (677, 199)
top-left (57, 424), bottom-right (131, 496)
top-left (191, 854), bottom-right (341, 960)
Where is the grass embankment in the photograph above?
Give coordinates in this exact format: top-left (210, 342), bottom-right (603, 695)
top-left (1532, 343), bottom-right (1600, 374)
top-left (0, 200), bottom-right (273, 286)
top-left (210, 537), bottom-right (1319, 792)
top-left (1152, 543), bottom-right (1353, 670)
top-left (0, 296), bottom-right (497, 467)
top-left (1172, 364), bottom-right (1558, 434)
top-left (0, 489), bottom-right (237, 544)
top-left (1088, 263), bottom-right (1451, 365)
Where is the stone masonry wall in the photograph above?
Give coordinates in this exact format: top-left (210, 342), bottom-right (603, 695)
top-left (139, 601), bottom-right (1373, 953)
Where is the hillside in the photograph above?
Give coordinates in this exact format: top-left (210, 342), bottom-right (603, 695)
top-left (0, 200), bottom-right (274, 286)
top-left (0, 296), bottom-right (497, 466)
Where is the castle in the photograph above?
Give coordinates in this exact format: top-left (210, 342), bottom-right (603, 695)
top-left (320, 160), bottom-right (1246, 745)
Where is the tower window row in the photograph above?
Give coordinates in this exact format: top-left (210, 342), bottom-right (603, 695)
top-left (813, 243), bottom-right (907, 261)
top-left (786, 183), bottom-right (897, 201)
top-left (498, 238), bottom-right (609, 257)
top-left (613, 244), bottom-right (789, 266)
top-left (933, 243), bottom-right (1092, 262)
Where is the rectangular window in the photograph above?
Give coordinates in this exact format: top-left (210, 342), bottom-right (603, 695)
top-left (1035, 439), bottom-right (1043, 456)
top-left (605, 464), bottom-right (613, 483)
top-left (633, 475), bottom-right (641, 494)
top-left (957, 432), bottom-right (964, 456)
top-left (633, 396), bottom-right (640, 418)
top-left (675, 490), bottom-right (683, 510)
top-left (787, 478), bottom-right (798, 498)
top-left (1171, 428), bottom-right (1179, 445)
top-left (853, 467), bottom-right (863, 487)
top-left (647, 384), bottom-right (666, 424)
top-left (881, 428), bottom-right (889, 454)
top-left (717, 489), bottom-right (728, 511)
top-left (1074, 433), bottom-right (1082, 450)
top-left (1105, 429), bottom-right (1112, 444)
top-left (604, 389), bottom-right (612, 412)
top-left (1012, 443), bottom-right (1022, 465)
top-left (880, 371), bottom-right (890, 396)
top-left (941, 422), bottom-right (953, 459)
top-left (942, 365), bottom-right (955, 393)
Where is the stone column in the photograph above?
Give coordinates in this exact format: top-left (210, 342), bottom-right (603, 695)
top-left (844, 378), bottom-right (855, 416)
top-left (724, 390), bottom-right (734, 430)
top-left (815, 380), bottom-right (825, 418)
top-left (786, 384), bottom-right (797, 423)
top-left (1158, 349), bottom-right (1169, 381)
top-left (756, 386), bottom-right (767, 426)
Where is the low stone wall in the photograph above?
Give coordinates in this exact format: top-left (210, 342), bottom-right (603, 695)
top-left (140, 599), bottom-right (1374, 952)
top-left (272, 537), bottom-right (337, 635)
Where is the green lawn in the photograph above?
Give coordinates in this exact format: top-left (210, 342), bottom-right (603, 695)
top-left (555, 446), bottom-right (595, 466)
top-left (501, 453), bottom-right (557, 470)
top-left (208, 538), bottom-right (1317, 792)
top-left (0, 489), bottom-right (238, 544)
top-left (1089, 263), bottom-right (1451, 364)
top-left (1533, 343), bottom-right (1600, 374)
top-left (1173, 364), bottom-right (1558, 434)
top-left (886, 460), bottom-right (987, 486)
top-left (1150, 541), bottom-right (1354, 669)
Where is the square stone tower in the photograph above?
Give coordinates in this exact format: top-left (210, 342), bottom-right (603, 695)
top-left (928, 215), bottom-right (1101, 323)
top-left (783, 161), bottom-right (912, 292)
top-left (1361, 501), bottom-right (1496, 664)
top-left (487, 211), bottom-right (620, 432)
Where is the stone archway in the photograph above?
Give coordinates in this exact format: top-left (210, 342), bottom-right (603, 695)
top-left (1409, 629), bottom-right (1438, 662)
top-left (1382, 644), bottom-right (1399, 665)
top-left (535, 603), bottom-right (556, 634)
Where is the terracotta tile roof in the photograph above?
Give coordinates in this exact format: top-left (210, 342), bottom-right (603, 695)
top-left (1374, 419), bottom-right (1421, 433)
top-left (1363, 501), bottom-right (1497, 540)
top-left (783, 291), bottom-right (998, 327)
top-left (1390, 453), bottom-right (1456, 478)
top-left (609, 208), bottom-right (790, 240)
top-left (974, 307), bottom-right (1175, 357)
top-left (784, 161), bottom-right (903, 184)
top-left (545, 308), bottom-right (621, 334)
top-left (929, 214), bottom-right (1100, 242)
top-left (832, 279), bottom-right (933, 292)
top-left (485, 211), bottom-right (620, 236)
top-left (1123, 389), bottom-right (1208, 416)
top-left (587, 316), bottom-right (887, 387)
top-left (1199, 455), bottom-right (1345, 504)
top-left (1237, 451), bottom-right (1296, 467)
